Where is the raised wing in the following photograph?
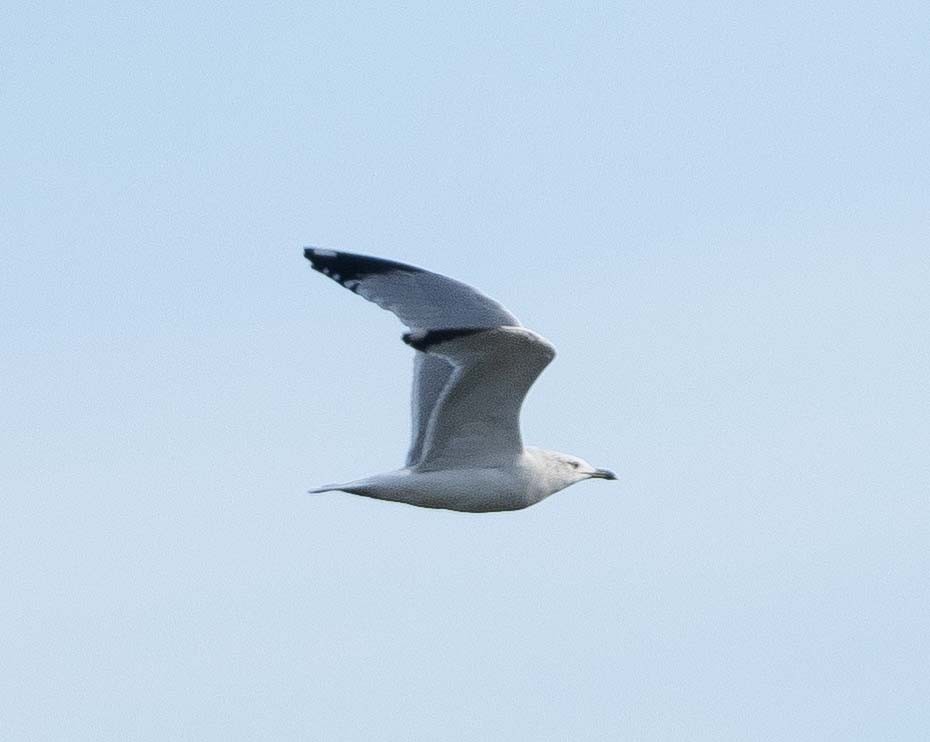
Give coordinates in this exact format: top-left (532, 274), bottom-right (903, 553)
top-left (410, 327), bottom-right (556, 471)
top-left (304, 248), bottom-right (518, 329)
top-left (304, 247), bottom-right (523, 467)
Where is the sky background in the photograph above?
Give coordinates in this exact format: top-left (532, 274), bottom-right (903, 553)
top-left (3, 2), bottom-right (929, 740)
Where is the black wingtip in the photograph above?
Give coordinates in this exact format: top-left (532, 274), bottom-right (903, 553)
top-left (303, 247), bottom-right (422, 285)
top-left (402, 327), bottom-right (488, 351)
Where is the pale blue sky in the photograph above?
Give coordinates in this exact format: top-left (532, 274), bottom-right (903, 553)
top-left (3, 2), bottom-right (929, 740)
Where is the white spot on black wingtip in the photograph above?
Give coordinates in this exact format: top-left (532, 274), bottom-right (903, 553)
top-left (305, 246), bottom-right (337, 257)
top-left (402, 327), bottom-right (488, 351)
top-left (303, 248), bottom-right (423, 284)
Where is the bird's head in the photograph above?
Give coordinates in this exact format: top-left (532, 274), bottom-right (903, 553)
top-left (530, 448), bottom-right (617, 494)
top-left (559, 454), bottom-right (617, 483)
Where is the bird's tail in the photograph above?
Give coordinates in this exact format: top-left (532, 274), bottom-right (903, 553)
top-left (308, 474), bottom-right (382, 496)
top-left (307, 483), bottom-right (345, 494)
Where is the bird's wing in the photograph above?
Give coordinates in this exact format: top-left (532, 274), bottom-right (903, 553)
top-left (304, 248), bottom-right (518, 329)
top-left (406, 326), bottom-right (556, 470)
top-left (406, 353), bottom-right (452, 467)
top-left (304, 248), bottom-right (523, 467)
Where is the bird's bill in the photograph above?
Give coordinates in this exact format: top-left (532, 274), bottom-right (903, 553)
top-left (590, 468), bottom-right (617, 480)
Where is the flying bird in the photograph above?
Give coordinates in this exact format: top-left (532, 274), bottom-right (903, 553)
top-left (304, 247), bottom-right (616, 512)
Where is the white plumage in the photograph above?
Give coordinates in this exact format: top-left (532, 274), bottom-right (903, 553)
top-left (304, 247), bottom-right (616, 512)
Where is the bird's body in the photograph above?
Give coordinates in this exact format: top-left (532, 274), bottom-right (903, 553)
top-left (304, 248), bottom-right (616, 512)
top-left (311, 447), bottom-right (590, 513)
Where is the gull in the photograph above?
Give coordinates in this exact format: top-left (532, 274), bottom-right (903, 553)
top-left (304, 247), bottom-right (616, 512)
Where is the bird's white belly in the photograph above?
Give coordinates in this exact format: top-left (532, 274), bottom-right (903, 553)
top-left (354, 466), bottom-right (539, 513)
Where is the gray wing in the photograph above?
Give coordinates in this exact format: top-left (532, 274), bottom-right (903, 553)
top-left (413, 327), bottom-right (556, 470)
top-left (304, 248), bottom-right (518, 329)
top-left (406, 354), bottom-right (451, 467)
top-left (304, 247), bottom-right (521, 467)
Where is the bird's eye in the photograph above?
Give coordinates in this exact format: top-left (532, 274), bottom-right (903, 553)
top-left (570, 461), bottom-right (579, 469)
